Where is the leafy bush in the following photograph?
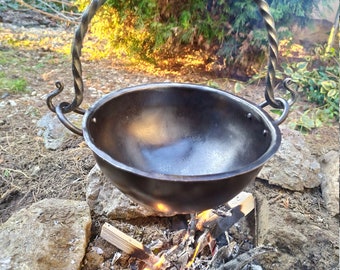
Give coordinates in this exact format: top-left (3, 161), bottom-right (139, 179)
top-left (282, 48), bottom-right (339, 130)
top-left (249, 43), bottom-right (339, 131)
top-left (75, 0), bottom-right (326, 71)
top-left (283, 62), bottom-right (338, 113)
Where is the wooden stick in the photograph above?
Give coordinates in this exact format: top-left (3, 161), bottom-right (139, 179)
top-left (46, 0), bottom-right (75, 7)
top-left (16, 0), bottom-right (78, 23)
top-left (196, 192), bottom-right (255, 235)
top-left (100, 223), bottom-right (159, 264)
top-left (227, 191), bottom-right (255, 216)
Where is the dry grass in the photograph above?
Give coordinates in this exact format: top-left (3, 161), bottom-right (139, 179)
top-left (0, 100), bottom-right (96, 222)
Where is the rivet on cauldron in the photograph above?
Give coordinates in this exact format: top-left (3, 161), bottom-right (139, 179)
top-left (263, 129), bottom-right (269, 136)
top-left (91, 117), bottom-right (97, 123)
top-left (246, 113), bottom-right (252, 120)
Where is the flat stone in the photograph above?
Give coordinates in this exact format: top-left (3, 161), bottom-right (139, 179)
top-left (259, 125), bottom-right (321, 191)
top-left (0, 198), bottom-right (91, 270)
top-left (254, 190), bottom-right (339, 269)
top-left (319, 151), bottom-right (339, 216)
top-left (86, 165), bottom-right (171, 219)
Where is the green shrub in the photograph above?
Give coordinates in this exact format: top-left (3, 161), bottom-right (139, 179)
top-left (75, 0), bottom-right (328, 71)
top-left (249, 44), bottom-right (339, 131)
top-left (282, 50), bottom-right (339, 130)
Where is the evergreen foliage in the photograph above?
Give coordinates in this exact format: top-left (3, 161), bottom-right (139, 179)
top-left (76, 0), bottom-right (327, 70)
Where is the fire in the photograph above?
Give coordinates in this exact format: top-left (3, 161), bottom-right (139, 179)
top-left (152, 254), bottom-right (167, 269)
top-left (144, 254), bottom-right (167, 270)
top-left (186, 241), bottom-right (201, 268)
top-left (101, 192), bottom-right (255, 269)
top-left (143, 210), bottom-right (219, 270)
top-left (196, 209), bottom-right (215, 231)
top-left (154, 202), bottom-right (170, 213)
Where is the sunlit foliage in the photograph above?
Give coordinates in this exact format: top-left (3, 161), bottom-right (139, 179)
top-left (74, 0), bottom-right (328, 73)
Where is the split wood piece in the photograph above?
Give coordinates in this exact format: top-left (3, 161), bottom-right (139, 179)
top-left (187, 192), bottom-right (255, 266)
top-left (100, 223), bottom-right (161, 267)
top-left (196, 192), bottom-right (255, 238)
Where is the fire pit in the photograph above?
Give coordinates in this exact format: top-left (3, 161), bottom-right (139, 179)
top-left (98, 191), bottom-right (272, 269)
top-left (47, 0), bottom-right (296, 214)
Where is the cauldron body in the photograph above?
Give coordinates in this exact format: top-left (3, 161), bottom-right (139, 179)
top-left (46, 0), bottom-right (296, 214)
top-left (83, 83), bottom-right (281, 214)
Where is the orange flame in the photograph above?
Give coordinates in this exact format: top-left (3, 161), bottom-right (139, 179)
top-left (154, 202), bottom-right (170, 213)
top-left (153, 254), bottom-right (167, 269)
top-left (186, 241), bottom-right (201, 268)
top-left (144, 254), bottom-right (168, 270)
top-left (196, 209), bottom-right (214, 230)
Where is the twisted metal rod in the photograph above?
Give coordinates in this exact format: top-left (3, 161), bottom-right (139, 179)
top-left (254, 0), bottom-right (282, 109)
top-left (65, 0), bottom-right (107, 113)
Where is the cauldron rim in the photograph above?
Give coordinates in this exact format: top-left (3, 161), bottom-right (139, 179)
top-left (82, 82), bottom-right (281, 182)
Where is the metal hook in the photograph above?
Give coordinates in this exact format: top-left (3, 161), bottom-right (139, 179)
top-left (46, 81), bottom-right (64, 113)
top-left (282, 78), bottom-right (298, 106)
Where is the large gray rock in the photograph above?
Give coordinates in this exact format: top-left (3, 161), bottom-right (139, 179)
top-left (319, 151), bottom-right (339, 216)
top-left (259, 126), bottom-right (321, 191)
top-left (254, 191), bottom-right (339, 269)
top-left (37, 113), bottom-right (80, 150)
top-left (0, 198), bottom-right (91, 270)
top-left (86, 165), bottom-right (172, 219)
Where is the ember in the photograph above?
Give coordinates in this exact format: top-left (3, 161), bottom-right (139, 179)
top-left (100, 192), bottom-right (275, 269)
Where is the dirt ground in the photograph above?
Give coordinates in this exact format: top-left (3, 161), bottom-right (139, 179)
top-left (0, 10), bottom-right (339, 270)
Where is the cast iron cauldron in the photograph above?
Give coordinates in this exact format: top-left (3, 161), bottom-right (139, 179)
top-left (47, 0), bottom-right (296, 214)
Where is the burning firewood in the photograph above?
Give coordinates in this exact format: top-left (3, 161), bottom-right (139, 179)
top-left (196, 192), bottom-right (255, 238)
top-left (100, 192), bottom-right (256, 269)
top-left (100, 223), bottom-right (165, 268)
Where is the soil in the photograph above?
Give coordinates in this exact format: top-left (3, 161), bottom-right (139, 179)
top-left (0, 9), bottom-right (339, 270)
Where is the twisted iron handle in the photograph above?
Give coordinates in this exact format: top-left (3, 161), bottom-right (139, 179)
top-left (47, 0), bottom-right (106, 115)
top-left (254, 0), bottom-right (280, 108)
top-left (47, 0), bottom-right (296, 126)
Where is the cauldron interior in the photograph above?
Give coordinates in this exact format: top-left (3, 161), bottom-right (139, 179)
top-left (85, 83), bottom-right (279, 176)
